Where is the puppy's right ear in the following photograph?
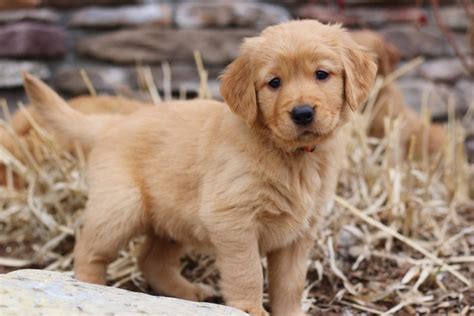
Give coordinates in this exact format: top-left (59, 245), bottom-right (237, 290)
top-left (220, 39), bottom-right (258, 126)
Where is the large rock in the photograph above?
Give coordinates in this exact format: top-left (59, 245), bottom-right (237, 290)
top-left (0, 22), bottom-right (66, 59)
top-left (0, 269), bottom-right (247, 315)
top-left (176, 2), bottom-right (290, 29)
top-left (295, 5), bottom-right (427, 28)
top-left (0, 60), bottom-right (50, 89)
top-left (69, 4), bottom-right (172, 28)
top-left (380, 26), bottom-right (467, 59)
top-left (0, 8), bottom-right (59, 24)
top-left (418, 58), bottom-right (469, 82)
top-left (77, 28), bottom-right (255, 65)
top-left (54, 64), bottom-right (222, 97)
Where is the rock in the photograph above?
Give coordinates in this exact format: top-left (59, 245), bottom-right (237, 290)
top-left (380, 26), bottom-right (465, 59)
top-left (295, 5), bottom-right (427, 28)
top-left (69, 4), bottom-right (172, 28)
top-left (0, 60), bottom-right (50, 89)
top-left (180, 79), bottom-right (222, 100)
top-left (0, 269), bottom-right (247, 315)
top-left (176, 2), bottom-right (290, 29)
top-left (436, 6), bottom-right (469, 31)
top-left (146, 64), bottom-right (222, 99)
top-left (0, 0), bottom-right (39, 10)
top-left (337, 227), bottom-right (358, 249)
top-left (0, 89), bottom-right (29, 112)
top-left (397, 78), bottom-right (456, 119)
top-left (41, 0), bottom-right (138, 7)
top-left (54, 64), bottom-right (222, 97)
top-left (77, 28), bottom-right (254, 65)
top-left (418, 58), bottom-right (469, 82)
top-left (54, 66), bottom-right (136, 96)
top-left (455, 79), bottom-right (473, 114)
top-left (0, 9), bottom-right (59, 24)
top-left (0, 22), bottom-right (66, 59)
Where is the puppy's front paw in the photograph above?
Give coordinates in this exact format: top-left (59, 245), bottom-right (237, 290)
top-left (179, 283), bottom-right (217, 302)
top-left (192, 283), bottom-right (217, 301)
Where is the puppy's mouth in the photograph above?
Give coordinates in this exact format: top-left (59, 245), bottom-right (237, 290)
top-left (301, 130), bottom-right (315, 137)
top-left (297, 127), bottom-right (334, 143)
top-left (296, 119), bottom-right (339, 141)
top-left (297, 128), bottom-right (320, 139)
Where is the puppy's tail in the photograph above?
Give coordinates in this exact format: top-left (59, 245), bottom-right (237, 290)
top-left (22, 73), bottom-right (106, 149)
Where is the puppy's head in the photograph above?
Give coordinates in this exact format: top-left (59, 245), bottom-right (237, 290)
top-left (351, 30), bottom-right (400, 76)
top-left (220, 20), bottom-right (377, 151)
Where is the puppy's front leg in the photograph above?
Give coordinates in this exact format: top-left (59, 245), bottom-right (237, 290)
top-left (267, 235), bottom-right (313, 316)
top-left (212, 230), bottom-right (268, 316)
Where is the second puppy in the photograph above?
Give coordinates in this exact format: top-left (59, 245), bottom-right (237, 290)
top-left (351, 30), bottom-right (446, 157)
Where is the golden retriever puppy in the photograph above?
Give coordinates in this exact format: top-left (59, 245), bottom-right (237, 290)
top-left (23, 20), bottom-right (376, 316)
top-left (0, 95), bottom-right (151, 186)
top-left (351, 30), bottom-right (446, 157)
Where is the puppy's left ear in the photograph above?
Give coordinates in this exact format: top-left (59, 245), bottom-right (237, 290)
top-left (341, 37), bottom-right (378, 111)
top-left (220, 38), bottom-right (259, 126)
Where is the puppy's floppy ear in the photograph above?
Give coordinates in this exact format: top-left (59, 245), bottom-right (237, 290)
top-left (341, 36), bottom-right (378, 112)
top-left (220, 38), bottom-right (259, 126)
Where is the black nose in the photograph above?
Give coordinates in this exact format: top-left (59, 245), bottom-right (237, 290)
top-left (291, 105), bottom-right (314, 126)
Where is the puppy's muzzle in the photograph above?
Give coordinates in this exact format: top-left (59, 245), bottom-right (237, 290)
top-left (291, 105), bottom-right (314, 126)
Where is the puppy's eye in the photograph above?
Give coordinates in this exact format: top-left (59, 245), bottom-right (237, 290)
top-left (315, 70), bottom-right (329, 81)
top-left (268, 77), bottom-right (281, 89)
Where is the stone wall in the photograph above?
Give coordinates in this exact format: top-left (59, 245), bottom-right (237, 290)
top-left (0, 0), bottom-right (472, 121)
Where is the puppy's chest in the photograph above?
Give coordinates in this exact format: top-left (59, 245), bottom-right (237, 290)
top-left (255, 160), bottom-right (322, 252)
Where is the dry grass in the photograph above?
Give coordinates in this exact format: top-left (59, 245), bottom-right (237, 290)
top-left (0, 59), bottom-right (473, 315)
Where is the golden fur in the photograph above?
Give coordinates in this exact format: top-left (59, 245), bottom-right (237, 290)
top-left (22, 20), bottom-right (377, 316)
top-left (351, 30), bottom-right (446, 157)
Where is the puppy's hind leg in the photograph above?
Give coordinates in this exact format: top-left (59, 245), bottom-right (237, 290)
top-left (138, 234), bottom-right (216, 301)
top-left (74, 184), bottom-right (146, 285)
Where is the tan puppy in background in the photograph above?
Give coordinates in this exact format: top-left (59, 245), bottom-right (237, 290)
top-left (23, 20), bottom-right (376, 316)
top-left (351, 30), bottom-right (446, 157)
